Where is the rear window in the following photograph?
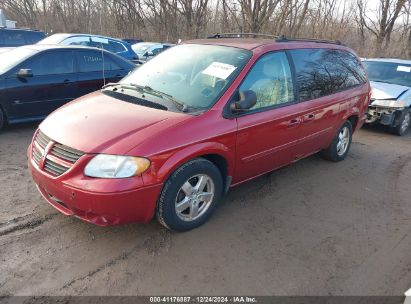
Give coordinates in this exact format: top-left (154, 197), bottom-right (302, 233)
top-left (0, 30), bottom-right (45, 46)
top-left (23, 31), bottom-right (46, 44)
top-left (291, 49), bottom-right (367, 101)
top-left (0, 30), bottom-right (25, 46)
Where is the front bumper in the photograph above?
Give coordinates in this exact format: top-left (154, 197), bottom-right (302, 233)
top-left (28, 145), bottom-right (163, 226)
top-left (366, 106), bottom-right (404, 126)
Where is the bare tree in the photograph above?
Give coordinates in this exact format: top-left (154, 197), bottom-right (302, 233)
top-left (357, 0), bottom-right (407, 55)
top-left (237, 0), bottom-right (280, 33)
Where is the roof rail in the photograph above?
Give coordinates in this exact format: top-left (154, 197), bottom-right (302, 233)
top-left (207, 33), bottom-right (343, 45)
top-left (275, 35), bottom-right (342, 45)
top-left (208, 33), bottom-right (280, 39)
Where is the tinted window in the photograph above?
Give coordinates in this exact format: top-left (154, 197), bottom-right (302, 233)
top-left (291, 49), bottom-right (367, 101)
top-left (239, 52), bottom-right (294, 110)
top-left (107, 41), bottom-right (126, 53)
top-left (23, 31), bottom-right (46, 44)
top-left (0, 30), bottom-right (25, 46)
top-left (363, 61), bottom-right (411, 87)
top-left (77, 51), bottom-right (122, 72)
top-left (22, 51), bottom-right (74, 76)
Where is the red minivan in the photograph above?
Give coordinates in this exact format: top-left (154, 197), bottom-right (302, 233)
top-left (28, 35), bottom-right (370, 231)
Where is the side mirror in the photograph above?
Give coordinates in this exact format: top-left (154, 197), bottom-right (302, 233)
top-left (230, 90), bottom-right (257, 113)
top-left (17, 69), bottom-right (33, 78)
top-left (145, 51), bottom-right (154, 58)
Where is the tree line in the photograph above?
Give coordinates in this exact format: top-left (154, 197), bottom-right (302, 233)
top-left (1, 0), bottom-right (410, 58)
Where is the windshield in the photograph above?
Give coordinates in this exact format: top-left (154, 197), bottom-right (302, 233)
top-left (363, 61), bottom-right (411, 87)
top-left (0, 47), bottom-right (36, 74)
top-left (37, 34), bottom-right (67, 45)
top-left (121, 44), bottom-right (252, 110)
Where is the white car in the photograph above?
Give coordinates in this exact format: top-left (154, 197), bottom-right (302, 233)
top-left (363, 58), bottom-right (411, 135)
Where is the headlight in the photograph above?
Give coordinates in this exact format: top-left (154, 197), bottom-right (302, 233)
top-left (84, 154), bottom-right (150, 178)
top-left (372, 99), bottom-right (406, 108)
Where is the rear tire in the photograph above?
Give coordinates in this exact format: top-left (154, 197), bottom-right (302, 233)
top-left (392, 109), bottom-right (410, 136)
top-left (321, 120), bottom-right (353, 162)
top-left (156, 158), bottom-right (223, 232)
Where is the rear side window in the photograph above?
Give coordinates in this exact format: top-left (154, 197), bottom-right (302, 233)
top-left (106, 41), bottom-right (127, 53)
top-left (21, 51), bottom-right (74, 76)
top-left (291, 49), bottom-right (367, 101)
top-left (77, 50), bottom-right (122, 72)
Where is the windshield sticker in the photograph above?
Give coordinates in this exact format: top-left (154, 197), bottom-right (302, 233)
top-left (202, 62), bottom-right (237, 80)
top-left (397, 65), bottom-right (411, 72)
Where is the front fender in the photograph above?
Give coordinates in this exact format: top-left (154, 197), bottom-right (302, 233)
top-left (142, 141), bottom-right (235, 186)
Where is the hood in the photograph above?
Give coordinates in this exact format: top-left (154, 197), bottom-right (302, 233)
top-left (40, 91), bottom-right (190, 154)
top-left (370, 81), bottom-right (409, 100)
top-left (0, 47), bottom-right (14, 54)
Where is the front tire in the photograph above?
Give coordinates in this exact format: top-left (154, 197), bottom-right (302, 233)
top-left (321, 120), bottom-right (353, 162)
top-left (393, 109), bottom-right (410, 136)
top-left (0, 107), bottom-right (5, 131)
top-left (156, 158), bottom-right (223, 231)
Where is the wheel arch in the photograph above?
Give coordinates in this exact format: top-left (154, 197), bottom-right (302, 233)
top-left (153, 142), bottom-right (234, 191)
top-left (0, 103), bottom-right (8, 127)
top-left (346, 114), bottom-right (359, 131)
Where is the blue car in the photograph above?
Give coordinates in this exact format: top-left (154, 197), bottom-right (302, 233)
top-left (0, 28), bottom-right (46, 47)
top-left (37, 33), bottom-right (138, 62)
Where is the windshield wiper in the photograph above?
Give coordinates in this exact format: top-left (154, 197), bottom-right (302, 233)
top-left (125, 83), bottom-right (189, 112)
top-left (103, 83), bottom-right (190, 112)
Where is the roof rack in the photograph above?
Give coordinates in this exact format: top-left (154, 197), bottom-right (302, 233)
top-left (207, 33), bottom-right (343, 45)
top-left (208, 33), bottom-right (280, 39)
top-left (275, 35), bottom-right (342, 45)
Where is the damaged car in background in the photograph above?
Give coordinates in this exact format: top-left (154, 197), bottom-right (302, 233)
top-left (363, 58), bottom-right (411, 135)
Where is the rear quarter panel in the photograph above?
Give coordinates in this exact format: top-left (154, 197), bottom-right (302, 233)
top-left (338, 83), bottom-right (370, 131)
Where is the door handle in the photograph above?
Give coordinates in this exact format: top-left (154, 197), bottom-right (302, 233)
top-left (63, 80), bottom-right (72, 86)
top-left (288, 118), bottom-right (300, 128)
top-left (303, 113), bottom-right (315, 123)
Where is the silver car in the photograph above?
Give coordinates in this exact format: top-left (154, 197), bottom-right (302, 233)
top-left (363, 58), bottom-right (411, 135)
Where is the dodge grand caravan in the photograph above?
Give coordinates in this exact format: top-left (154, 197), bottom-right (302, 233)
top-left (28, 35), bottom-right (370, 231)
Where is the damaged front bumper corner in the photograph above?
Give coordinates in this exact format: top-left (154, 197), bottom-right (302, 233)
top-left (366, 106), bottom-right (405, 127)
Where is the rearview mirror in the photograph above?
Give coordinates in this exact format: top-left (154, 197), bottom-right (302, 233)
top-left (230, 90), bottom-right (257, 113)
top-left (17, 69), bottom-right (33, 78)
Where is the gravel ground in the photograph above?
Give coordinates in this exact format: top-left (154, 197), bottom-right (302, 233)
top-left (0, 123), bottom-right (410, 296)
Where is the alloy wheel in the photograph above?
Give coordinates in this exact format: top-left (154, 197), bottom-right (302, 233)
top-left (336, 126), bottom-right (350, 156)
top-left (175, 174), bottom-right (215, 222)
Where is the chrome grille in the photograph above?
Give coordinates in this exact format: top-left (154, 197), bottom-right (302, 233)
top-left (50, 143), bottom-right (84, 164)
top-left (44, 159), bottom-right (69, 176)
top-left (32, 130), bottom-right (85, 177)
top-left (32, 147), bottom-right (42, 166)
top-left (35, 130), bottom-right (51, 150)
